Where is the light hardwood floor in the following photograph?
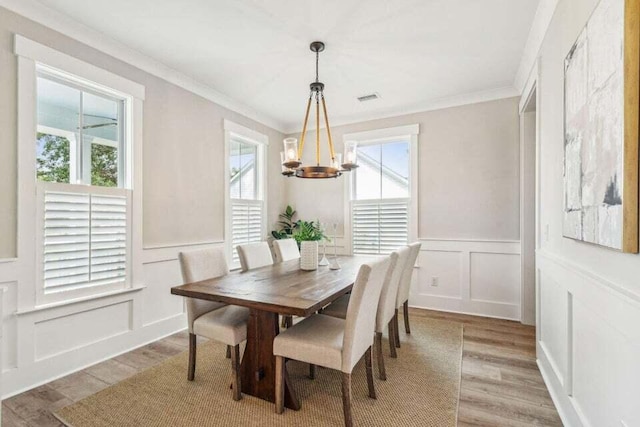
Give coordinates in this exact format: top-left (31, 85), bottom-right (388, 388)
top-left (1, 309), bottom-right (562, 427)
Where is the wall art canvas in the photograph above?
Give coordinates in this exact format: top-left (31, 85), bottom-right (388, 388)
top-left (563, 0), bottom-right (639, 252)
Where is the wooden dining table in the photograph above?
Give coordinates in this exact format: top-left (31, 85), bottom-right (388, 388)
top-left (170, 255), bottom-right (375, 409)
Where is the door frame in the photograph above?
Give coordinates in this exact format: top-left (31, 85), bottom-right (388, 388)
top-left (519, 59), bottom-right (541, 326)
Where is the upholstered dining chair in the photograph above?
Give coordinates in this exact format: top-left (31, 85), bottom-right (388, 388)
top-left (272, 238), bottom-right (300, 263)
top-left (178, 247), bottom-right (249, 400)
top-left (236, 241), bottom-right (274, 272)
top-left (323, 247), bottom-right (410, 380)
top-left (394, 242), bottom-right (422, 348)
top-left (273, 257), bottom-right (391, 427)
top-left (272, 238), bottom-right (301, 328)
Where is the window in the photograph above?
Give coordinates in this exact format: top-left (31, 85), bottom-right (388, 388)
top-left (15, 36), bottom-right (144, 307)
top-left (35, 66), bottom-right (132, 300)
top-left (347, 125), bottom-right (418, 255)
top-left (225, 121), bottom-right (267, 267)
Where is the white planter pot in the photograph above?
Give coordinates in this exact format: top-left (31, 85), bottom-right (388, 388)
top-left (300, 240), bottom-right (319, 271)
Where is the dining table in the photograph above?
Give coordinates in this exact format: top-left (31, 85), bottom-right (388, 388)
top-left (170, 255), bottom-right (375, 409)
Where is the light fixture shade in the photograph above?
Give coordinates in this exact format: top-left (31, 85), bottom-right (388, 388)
top-left (282, 137), bottom-right (301, 168)
top-left (280, 151), bottom-right (294, 176)
top-left (332, 153), bottom-right (343, 170)
top-left (342, 140), bottom-right (359, 170)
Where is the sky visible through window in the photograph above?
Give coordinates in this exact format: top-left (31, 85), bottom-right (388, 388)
top-left (355, 139), bottom-right (409, 200)
top-left (229, 140), bottom-right (257, 200)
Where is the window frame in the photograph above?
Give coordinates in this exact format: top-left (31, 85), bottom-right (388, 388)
top-left (343, 124), bottom-right (419, 255)
top-left (15, 35), bottom-right (145, 308)
top-left (223, 120), bottom-right (268, 269)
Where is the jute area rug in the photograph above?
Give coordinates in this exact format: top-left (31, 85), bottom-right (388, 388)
top-left (55, 317), bottom-right (462, 426)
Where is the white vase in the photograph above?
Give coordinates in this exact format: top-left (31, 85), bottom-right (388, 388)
top-left (300, 240), bottom-right (319, 271)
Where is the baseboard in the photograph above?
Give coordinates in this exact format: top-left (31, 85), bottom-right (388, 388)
top-left (537, 346), bottom-right (582, 427)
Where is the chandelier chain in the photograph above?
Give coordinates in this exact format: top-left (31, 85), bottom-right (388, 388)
top-left (315, 50), bottom-right (319, 83)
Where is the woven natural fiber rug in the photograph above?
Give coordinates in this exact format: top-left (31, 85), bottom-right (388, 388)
top-left (55, 317), bottom-right (462, 426)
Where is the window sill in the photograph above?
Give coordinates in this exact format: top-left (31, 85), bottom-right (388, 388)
top-left (17, 285), bottom-right (146, 316)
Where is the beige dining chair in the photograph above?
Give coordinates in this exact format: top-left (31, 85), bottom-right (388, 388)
top-left (178, 247), bottom-right (249, 401)
top-left (237, 241), bottom-right (274, 272)
top-left (323, 247), bottom-right (409, 380)
top-left (272, 239), bottom-right (301, 328)
top-left (394, 242), bottom-right (422, 348)
top-left (273, 257), bottom-right (391, 427)
top-left (272, 238), bottom-right (300, 263)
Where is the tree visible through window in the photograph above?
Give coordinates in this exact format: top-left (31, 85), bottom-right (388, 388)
top-left (36, 133), bottom-right (118, 187)
top-left (36, 75), bottom-right (123, 187)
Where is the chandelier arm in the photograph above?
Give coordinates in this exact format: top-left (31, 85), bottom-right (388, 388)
top-left (297, 93), bottom-right (313, 160)
top-left (321, 94), bottom-right (336, 160)
top-left (315, 92), bottom-right (320, 166)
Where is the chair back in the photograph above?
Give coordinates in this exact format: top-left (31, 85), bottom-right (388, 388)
top-left (376, 246), bottom-right (411, 332)
top-left (272, 239), bottom-right (300, 263)
top-left (396, 242), bottom-right (421, 308)
top-left (237, 241), bottom-right (274, 272)
top-left (178, 247), bottom-right (229, 332)
top-left (341, 257), bottom-right (391, 372)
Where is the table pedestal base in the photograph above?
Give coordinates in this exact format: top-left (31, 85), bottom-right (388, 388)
top-left (240, 309), bottom-right (300, 410)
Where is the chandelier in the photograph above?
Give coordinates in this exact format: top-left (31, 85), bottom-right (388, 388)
top-left (281, 41), bottom-right (358, 178)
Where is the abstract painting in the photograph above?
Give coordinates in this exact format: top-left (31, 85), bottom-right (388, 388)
top-left (563, 0), bottom-right (639, 252)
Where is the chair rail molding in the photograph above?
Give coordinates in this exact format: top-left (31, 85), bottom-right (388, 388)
top-left (410, 238), bottom-right (522, 320)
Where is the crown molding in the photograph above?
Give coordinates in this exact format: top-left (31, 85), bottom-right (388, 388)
top-left (513, 0), bottom-right (559, 93)
top-left (0, 0), bottom-right (288, 133)
top-left (283, 85), bottom-right (520, 134)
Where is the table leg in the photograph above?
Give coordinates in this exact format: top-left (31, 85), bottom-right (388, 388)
top-left (240, 309), bottom-right (300, 410)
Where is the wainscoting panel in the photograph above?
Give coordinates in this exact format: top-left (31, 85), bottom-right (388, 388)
top-left (470, 252), bottom-right (520, 304)
top-left (538, 269), bottom-right (567, 388)
top-left (410, 239), bottom-right (521, 320)
top-left (34, 301), bottom-right (132, 360)
top-left (415, 250), bottom-right (462, 298)
top-left (1, 281), bottom-right (17, 372)
top-left (536, 250), bottom-right (640, 427)
top-left (142, 259), bottom-right (185, 327)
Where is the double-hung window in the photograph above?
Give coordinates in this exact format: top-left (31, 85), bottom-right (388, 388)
top-left (15, 36), bottom-right (144, 307)
top-left (348, 125), bottom-right (418, 255)
top-left (35, 66), bottom-right (132, 299)
top-left (225, 121), bottom-right (267, 268)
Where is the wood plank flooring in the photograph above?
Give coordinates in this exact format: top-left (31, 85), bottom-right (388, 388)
top-left (1, 309), bottom-right (562, 426)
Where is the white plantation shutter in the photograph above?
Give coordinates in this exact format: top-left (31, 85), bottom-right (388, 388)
top-left (352, 199), bottom-right (409, 255)
top-left (231, 199), bottom-right (263, 263)
top-left (40, 184), bottom-right (129, 293)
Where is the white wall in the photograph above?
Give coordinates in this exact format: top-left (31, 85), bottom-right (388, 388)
top-left (286, 97), bottom-right (523, 320)
top-left (529, 0), bottom-right (640, 425)
top-left (0, 7), bottom-right (287, 397)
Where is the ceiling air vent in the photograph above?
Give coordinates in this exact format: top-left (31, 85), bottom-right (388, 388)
top-left (357, 93), bottom-right (380, 102)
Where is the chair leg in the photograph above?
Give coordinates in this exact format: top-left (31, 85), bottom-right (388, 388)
top-left (403, 300), bottom-right (411, 334)
top-left (365, 346), bottom-right (376, 399)
top-left (226, 345), bottom-right (231, 359)
top-left (286, 315), bottom-right (293, 328)
top-left (394, 309), bottom-right (401, 348)
top-left (341, 372), bottom-right (353, 427)
top-left (188, 333), bottom-right (196, 381)
top-left (230, 344), bottom-right (242, 401)
top-left (309, 364), bottom-right (316, 380)
top-left (275, 356), bottom-right (285, 414)
top-left (388, 320), bottom-right (398, 358)
top-left (375, 332), bottom-right (386, 380)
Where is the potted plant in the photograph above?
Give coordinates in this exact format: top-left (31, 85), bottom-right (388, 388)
top-left (271, 205), bottom-right (298, 240)
top-left (293, 220), bottom-right (328, 270)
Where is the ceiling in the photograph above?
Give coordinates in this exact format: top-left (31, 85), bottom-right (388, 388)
top-left (34, 0), bottom-right (540, 132)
